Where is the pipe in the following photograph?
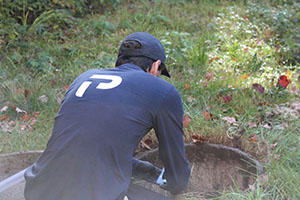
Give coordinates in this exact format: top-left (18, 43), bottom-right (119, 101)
top-left (0, 167), bottom-right (28, 193)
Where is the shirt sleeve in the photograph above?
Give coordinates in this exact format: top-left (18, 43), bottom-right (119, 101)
top-left (153, 87), bottom-right (191, 194)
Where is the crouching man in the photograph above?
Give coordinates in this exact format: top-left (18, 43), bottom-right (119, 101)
top-left (24, 32), bottom-right (190, 200)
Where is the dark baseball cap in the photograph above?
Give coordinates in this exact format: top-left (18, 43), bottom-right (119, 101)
top-left (118, 32), bottom-right (170, 78)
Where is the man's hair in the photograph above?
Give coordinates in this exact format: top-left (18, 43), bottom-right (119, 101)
top-left (115, 40), bottom-right (163, 73)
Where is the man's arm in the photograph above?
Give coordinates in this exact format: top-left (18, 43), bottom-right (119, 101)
top-left (153, 87), bottom-right (191, 195)
top-left (132, 158), bottom-right (161, 184)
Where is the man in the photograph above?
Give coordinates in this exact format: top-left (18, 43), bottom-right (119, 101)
top-left (24, 32), bottom-right (190, 200)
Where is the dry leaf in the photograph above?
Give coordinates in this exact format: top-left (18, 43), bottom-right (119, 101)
top-left (252, 83), bottom-right (265, 94)
top-left (202, 81), bottom-right (208, 87)
top-left (144, 138), bottom-right (153, 147)
top-left (242, 16), bottom-right (248, 20)
top-left (15, 88), bottom-right (24, 95)
top-left (140, 141), bottom-right (151, 150)
top-left (183, 115), bottom-right (192, 127)
top-left (256, 117), bottom-right (264, 123)
top-left (34, 111), bottom-right (41, 116)
top-left (248, 121), bottom-right (257, 128)
top-left (205, 72), bottom-right (214, 81)
top-left (208, 56), bottom-right (219, 64)
top-left (21, 113), bottom-right (31, 121)
top-left (57, 95), bottom-right (63, 104)
top-left (248, 184), bottom-right (256, 191)
top-left (255, 39), bottom-right (262, 46)
top-left (0, 106), bottom-right (9, 113)
top-left (265, 29), bottom-right (271, 38)
top-left (1, 120), bottom-right (15, 133)
top-left (8, 121), bottom-right (16, 126)
top-left (15, 106), bottom-right (27, 114)
top-left (184, 82), bottom-right (190, 90)
top-left (249, 135), bottom-right (257, 142)
top-left (222, 116), bottom-right (238, 126)
top-left (24, 89), bottom-right (30, 98)
top-left (222, 95), bottom-right (232, 103)
top-left (20, 124), bottom-right (28, 131)
top-left (203, 112), bottom-right (213, 121)
top-left (191, 135), bottom-right (206, 143)
top-left (0, 115), bottom-right (10, 121)
top-left (258, 173), bottom-right (268, 185)
top-left (38, 95), bottom-right (48, 103)
top-left (274, 124), bottom-right (286, 130)
top-left (241, 75), bottom-right (248, 79)
top-left (63, 85), bottom-right (69, 91)
top-left (271, 142), bottom-right (278, 150)
top-left (262, 124), bottom-right (271, 129)
top-left (291, 103), bottom-right (300, 111)
top-left (230, 56), bottom-right (236, 61)
top-left (186, 96), bottom-right (196, 103)
top-left (273, 154), bottom-right (280, 160)
top-left (30, 117), bottom-right (38, 126)
top-left (1, 125), bottom-right (13, 133)
top-left (285, 70), bottom-right (291, 78)
top-left (290, 86), bottom-right (300, 97)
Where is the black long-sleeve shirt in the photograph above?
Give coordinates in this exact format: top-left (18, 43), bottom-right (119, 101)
top-left (24, 64), bottom-right (190, 200)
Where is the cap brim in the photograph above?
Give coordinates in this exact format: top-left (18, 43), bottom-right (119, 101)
top-left (162, 67), bottom-right (170, 78)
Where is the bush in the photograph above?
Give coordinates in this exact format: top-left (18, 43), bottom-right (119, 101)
top-left (0, 0), bottom-right (122, 47)
top-left (0, 0), bottom-right (123, 75)
top-left (246, 1), bottom-right (300, 65)
top-left (0, 0), bottom-right (122, 23)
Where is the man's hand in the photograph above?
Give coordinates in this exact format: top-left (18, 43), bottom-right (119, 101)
top-left (132, 160), bottom-right (161, 184)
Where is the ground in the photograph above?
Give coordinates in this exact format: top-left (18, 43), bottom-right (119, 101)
top-left (0, 1), bottom-right (299, 199)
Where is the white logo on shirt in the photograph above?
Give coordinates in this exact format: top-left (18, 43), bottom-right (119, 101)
top-left (75, 74), bottom-right (122, 97)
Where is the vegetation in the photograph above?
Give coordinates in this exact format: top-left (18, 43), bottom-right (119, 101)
top-left (0, 0), bottom-right (299, 199)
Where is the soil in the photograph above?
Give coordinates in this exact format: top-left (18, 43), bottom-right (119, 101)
top-left (0, 151), bottom-right (42, 181)
top-left (135, 143), bottom-right (262, 199)
top-left (0, 151), bottom-right (42, 200)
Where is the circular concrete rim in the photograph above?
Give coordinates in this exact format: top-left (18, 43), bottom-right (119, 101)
top-left (135, 143), bottom-right (264, 198)
top-left (137, 143), bottom-right (264, 176)
top-left (0, 150), bottom-right (43, 158)
top-left (1, 144), bottom-right (263, 177)
top-left (0, 144), bottom-right (263, 199)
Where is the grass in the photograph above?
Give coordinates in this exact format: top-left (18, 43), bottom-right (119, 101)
top-left (1, 0), bottom-right (300, 199)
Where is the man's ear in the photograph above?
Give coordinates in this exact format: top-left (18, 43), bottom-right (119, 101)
top-left (149, 60), bottom-right (161, 77)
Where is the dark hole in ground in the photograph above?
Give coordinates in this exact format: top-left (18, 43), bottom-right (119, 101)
top-left (135, 143), bottom-right (263, 199)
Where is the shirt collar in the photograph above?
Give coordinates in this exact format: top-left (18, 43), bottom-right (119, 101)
top-left (116, 63), bottom-right (145, 73)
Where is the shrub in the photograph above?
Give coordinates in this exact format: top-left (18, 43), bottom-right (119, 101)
top-left (0, 0), bottom-right (122, 47)
top-left (246, 1), bottom-right (300, 65)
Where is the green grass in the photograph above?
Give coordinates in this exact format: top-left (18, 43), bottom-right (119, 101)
top-left (1, 0), bottom-right (300, 199)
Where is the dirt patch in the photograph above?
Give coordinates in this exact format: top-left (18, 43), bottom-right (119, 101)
top-left (0, 151), bottom-right (42, 200)
top-left (135, 143), bottom-right (262, 198)
top-left (0, 151), bottom-right (42, 181)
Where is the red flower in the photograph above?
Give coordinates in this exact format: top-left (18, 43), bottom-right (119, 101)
top-left (276, 75), bottom-right (291, 88)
